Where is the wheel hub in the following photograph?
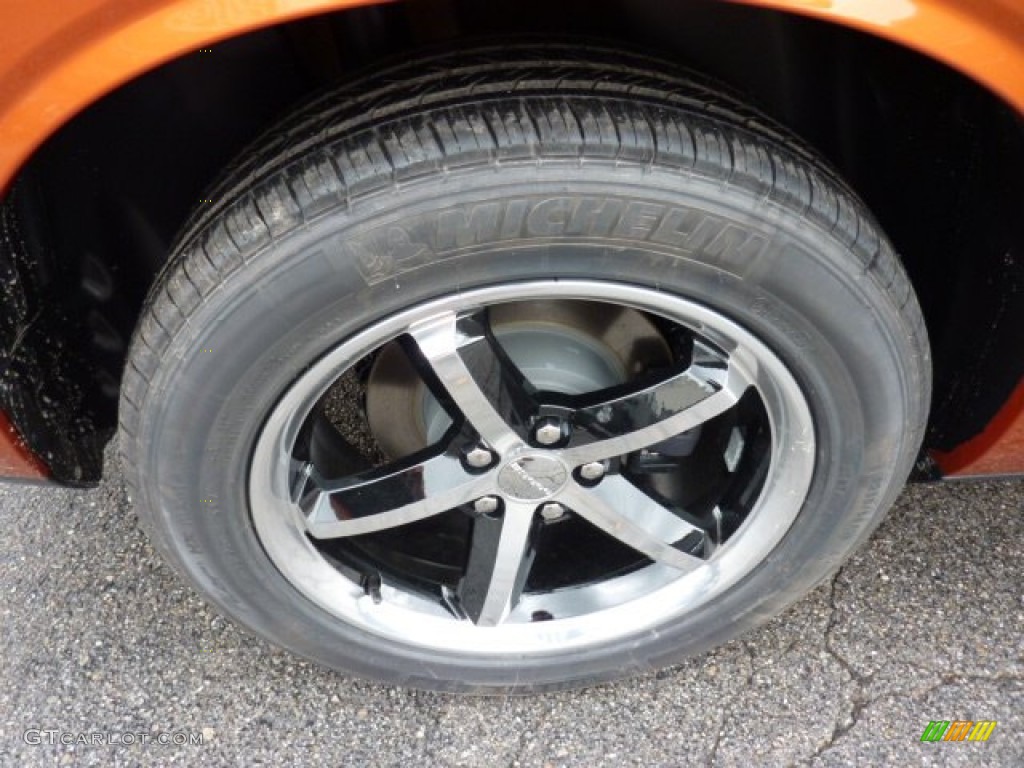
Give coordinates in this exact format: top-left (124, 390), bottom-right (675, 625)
top-left (496, 454), bottom-right (569, 501)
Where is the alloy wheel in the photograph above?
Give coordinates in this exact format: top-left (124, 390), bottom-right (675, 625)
top-left (250, 280), bottom-right (815, 655)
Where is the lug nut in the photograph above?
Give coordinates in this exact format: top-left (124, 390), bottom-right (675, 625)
top-left (534, 418), bottom-right (565, 446)
top-left (539, 502), bottom-right (567, 521)
top-left (474, 496), bottom-right (500, 516)
top-left (579, 461), bottom-right (607, 482)
top-left (464, 445), bottom-right (495, 469)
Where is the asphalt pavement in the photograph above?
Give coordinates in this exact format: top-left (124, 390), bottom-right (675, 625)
top-left (0, 443), bottom-right (1020, 767)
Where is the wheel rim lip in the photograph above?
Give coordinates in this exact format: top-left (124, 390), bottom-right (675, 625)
top-left (249, 280), bottom-right (815, 656)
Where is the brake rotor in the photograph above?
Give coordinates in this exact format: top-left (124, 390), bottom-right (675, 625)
top-left (365, 300), bottom-right (671, 458)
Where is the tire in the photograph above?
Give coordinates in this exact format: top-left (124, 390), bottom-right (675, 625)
top-left (120, 44), bottom-right (930, 693)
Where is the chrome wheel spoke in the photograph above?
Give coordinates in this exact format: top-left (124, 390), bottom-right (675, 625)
top-left (560, 481), bottom-right (705, 573)
top-left (302, 445), bottom-right (487, 538)
top-left (587, 474), bottom-right (707, 544)
top-left (457, 501), bottom-right (539, 626)
top-left (561, 357), bottom-right (745, 466)
top-left (407, 311), bottom-right (533, 456)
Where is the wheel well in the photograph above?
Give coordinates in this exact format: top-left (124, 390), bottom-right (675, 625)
top-left (2, 0), bottom-right (1021, 484)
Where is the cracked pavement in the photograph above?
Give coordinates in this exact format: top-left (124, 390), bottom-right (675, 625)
top-left (0, 444), bottom-right (1020, 766)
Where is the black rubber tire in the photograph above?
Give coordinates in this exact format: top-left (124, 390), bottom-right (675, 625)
top-left (120, 44), bottom-right (930, 693)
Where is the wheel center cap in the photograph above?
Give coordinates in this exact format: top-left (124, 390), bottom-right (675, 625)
top-left (497, 454), bottom-right (569, 501)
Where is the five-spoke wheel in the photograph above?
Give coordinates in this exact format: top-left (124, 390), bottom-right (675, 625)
top-left (251, 282), bottom-right (814, 653)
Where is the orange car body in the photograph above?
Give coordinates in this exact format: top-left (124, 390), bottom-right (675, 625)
top-left (0, 0), bottom-right (1021, 479)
